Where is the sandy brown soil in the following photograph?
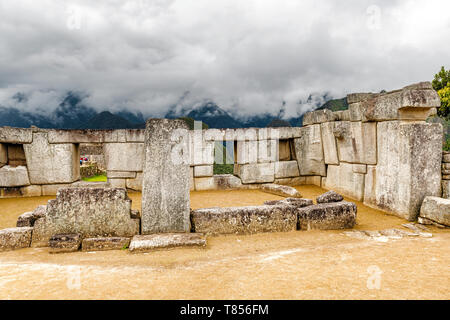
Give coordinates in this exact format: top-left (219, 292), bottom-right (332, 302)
top-left (0, 186), bottom-right (448, 300)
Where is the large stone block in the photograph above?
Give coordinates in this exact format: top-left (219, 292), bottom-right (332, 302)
top-left (195, 174), bottom-right (243, 191)
top-left (363, 165), bottom-right (377, 206)
top-left (142, 119), bottom-right (191, 234)
top-left (375, 121), bottom-right (442, 220)
top-left (49, 233), bottom-right (82, 253)
top-left (320, 122), bottom-right (339, 165)
top-left (335, 121), bottom-right (376, 164)
top-left (362, 82), bottom-right (440, 121)
top-left (302, 109), bottom-right (337, 125)
top-left (0, 127), bottom-right (33, 144)
top-left (260, 183), bottom-right (302, 198)
top-left (294, 125), bottom-right (326, 176)
top-left (297, 201), bottom-right (357, 230)
top-left (235, 140), bottom-right (258, 164)
top-left (129, 233), bottom-right (206, 252)
top-left (443, 180), bottom-right (450, 199)
top-left (419, 196), bottom-right (450, 226)
top-left (48, 130), bottom-right (107, 143)
top-left (0, 227), bottom-right (33, 251)
top-left (189, 131), bottom-right (215, 165)
top-left (126, 172), bottom-right (143, 191)
top-left (191, 205), bottom-right (298, 235)
top-left (274, 160), bottom-right (300, 178)
top-left (24, 133), bottom-right (80, 184)
top-left (0, 165), bottom-right (30, 187)
top-left (323, 163), bottom-right (365, 201)
top-left (104, 143), bottom-right (144, 172)
top-left (31, 188), bottom-right (140, 247)
top-left (194, 165), bottom-right (214, 177)
top-left (20, 185), bottom-right (42, 197)
top-left (235, 163), bottom-right (275, 184)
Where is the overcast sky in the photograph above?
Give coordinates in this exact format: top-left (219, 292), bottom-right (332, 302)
top-left (0, 0), bottom-right (449, 119)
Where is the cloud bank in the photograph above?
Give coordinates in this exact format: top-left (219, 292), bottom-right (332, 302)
top-left (0, 0), bottom-right (449, 119)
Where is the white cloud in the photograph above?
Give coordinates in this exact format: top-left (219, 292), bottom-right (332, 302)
top-left (0, 0), bottom-right (449, 118)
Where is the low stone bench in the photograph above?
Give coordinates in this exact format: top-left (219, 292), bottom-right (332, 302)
top-left (297, 201), bottom-right (357, 230)
top-left (191, 205), bottom-right (299, 235)
top-left (129, 233), bottom-right (206, 252)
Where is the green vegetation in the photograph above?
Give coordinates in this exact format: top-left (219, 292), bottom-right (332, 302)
top-left (432, 66), bottom-right (450, 119)
top-left (82, 174), bottom-right (107, 182)
top-left (320, 97), bottom-right (348, 111)
top-left (213, 142), bottom-right (234, 174)
top-left (431, 66), bottom-right (450, 150)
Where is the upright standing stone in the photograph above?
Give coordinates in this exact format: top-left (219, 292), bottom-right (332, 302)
top-left (142, 119), bottom-right (191, 234)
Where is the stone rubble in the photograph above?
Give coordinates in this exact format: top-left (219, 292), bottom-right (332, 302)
top-left (49, 233), bottom-right (82, 253)
top-left (16, 205), bottom-right (46, 227)
top-left (260, 183), bottom-right (302, 198)
top-left (297, 201), bottom-right (357, 230)
top-left (82, 237), bottom-right (131, 252)
top-left (0, 227), bottom-right (33, 251)
top-left (316, 190), bottom-right (344, 203)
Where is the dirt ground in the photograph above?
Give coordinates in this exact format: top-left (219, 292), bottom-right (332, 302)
top-left (0, 185), bottom-right (448, 300)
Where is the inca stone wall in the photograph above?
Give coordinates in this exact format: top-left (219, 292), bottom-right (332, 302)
top-left (0, 81), bottom-right (445, 221)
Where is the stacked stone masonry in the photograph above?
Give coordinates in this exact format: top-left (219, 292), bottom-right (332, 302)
top-left (0, 82), bottom-right (444, 221)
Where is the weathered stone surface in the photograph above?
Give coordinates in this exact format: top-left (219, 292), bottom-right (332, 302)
top-left (107, 171), bottom-right (136, 179)
top-left (303, 109), bottom-right (337, 125)
top-left (348, 102), bottom-right (365, 121)
top-left (0, 127), bottom-right (33, 144)
top-left (17, 205), bottom-right (46, 227)
top-left (20, 185), bottom-right (42, 197)
top-left (235, 140), bottom-right (258, 164)
top-left (335, 122), bottom-right (377, 164)
top-left (304, 175), bottom-right (322, 187)
top-left (323, 163), bottom-right (365, 201)
top-left (260, 183), bottom-right (301, 198)
top-left (443, 180), bottom-right (450, 199)
top-left (190, 131), bottom-right (215, 165)
top-left (194, 165), bottom-right (214, 177)
top-left (443, 152), bottom-right (450, 163)
top-left (418, 216), bottom-right (449, 228)
top-left (104, 143), bottom-right (144, 172)
top-left (191, 205), bottom-right (298, 235)
top-left (236, 163), bottom-right (275, 184)
top-left (294, 125), bottom-right (326, 176)
top-left (49, 233), bottom-right (81, 253)
top-left (297, 201), bottom-right (357, 230)
top-left (41, 184), bottom-right (72, 196)
top-left (126, 172), bottom-right (143, 191)
top-left (320, 122), bottom-right (339, 165)
top-left (142, 119), bottom-right (191, 234)
top-left (194, 174), bottom-right (243, 191)
top-left (129, 233), bottom-right (206, 252)
top-left (419, 196), bottom-right (450, 226)
top-left (363, 165), bottom-right (377, 206)
top-left (375, 121), bottom-right (442, 220)
top-left (352, 164), bottom-right (367, 174)
top-left (316, 190), bottom-right (344, 203)
top-left (48, 130), bottom-right (107, 143)
top-left (0, 143), bottom-right (7, 167)
top-left (24, 133), bottom-right (79, 184)
top-left (362, 83), bottom-right (441, 121)
top-left (0, 227), bottom-right (33, 251)
top-left (347, 93), bottom-right (377, 104)
top-left (257, 139), bottom-right (278, 163)
top-left (82, 237), bottom-right (131, 252)
top-left (108, 178), bottom-right (126, 188)
top-left (274, 176), bottom-right (306, 186)
top-left (274, 161), bottom-right (300, 178)
top-left (0, 165), bottom-right (30, 187)
top-left (443, 175), bottom-right (450, 180)
top-left (190, 167), bottom-right (194, 191)
top-left (31, 188), bottom-right (139, 247)
top-left (264, 197), bottom-right (313, 207)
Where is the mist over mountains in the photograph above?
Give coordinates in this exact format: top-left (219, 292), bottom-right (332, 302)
top-left (0, 92), bottom-right (347, 129)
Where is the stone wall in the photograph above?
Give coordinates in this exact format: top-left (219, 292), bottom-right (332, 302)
top-left (0, 82), bottom-right (444, 221)
top-left (302, 82), bottom-right (443, 221)
top-left (442, 151), bottom-right (450, 199)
